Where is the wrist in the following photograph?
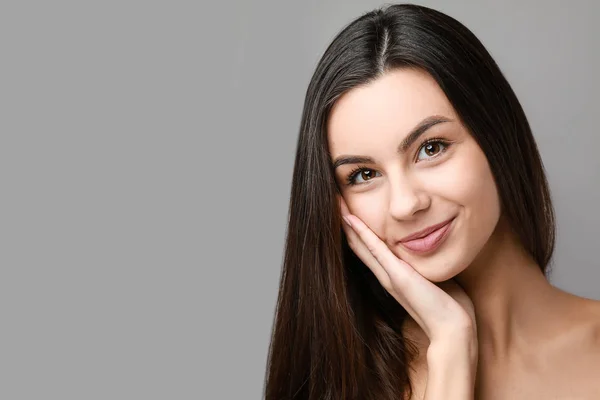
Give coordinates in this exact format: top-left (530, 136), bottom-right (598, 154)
top-left (424, 340), bottom-right (478, 400)
top-left (427, 336), bottom-right (478, 371)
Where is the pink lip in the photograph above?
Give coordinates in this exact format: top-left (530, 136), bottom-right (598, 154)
top-left (398, 217), bottom-right (455, 254)
top-left (399, 217), bottom-right (456, 242)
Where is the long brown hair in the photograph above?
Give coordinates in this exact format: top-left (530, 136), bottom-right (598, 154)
top-left (264, 4), bottom-right (556, 399)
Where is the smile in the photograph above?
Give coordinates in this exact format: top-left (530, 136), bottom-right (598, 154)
top-left (398, 217), bottom-right (455, 255)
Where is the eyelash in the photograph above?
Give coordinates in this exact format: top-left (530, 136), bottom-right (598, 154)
top-left (345, 137), bottom-right (453, 186)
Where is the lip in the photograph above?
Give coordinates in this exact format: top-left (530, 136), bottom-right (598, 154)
top-left (397, 217), bottom-right (455, 255)
top-left (399, 217), bottom-right (456, 242)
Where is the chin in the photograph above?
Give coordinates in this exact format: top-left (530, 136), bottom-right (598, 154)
top-left (413, 265), bottom-right (462, 283)
top-left (419, 266), bottom-right (463, 283)
top-left (394, 247), bottom-right (470, 283)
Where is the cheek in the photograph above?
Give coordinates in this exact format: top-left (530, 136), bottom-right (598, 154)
top-left (345, 192), bottom-right (388, 238)
top-left (441, 144), bottom-right (500, 214)
top-left (464, 152), bottom-right (500, 221)
top-left (445, 145), bottom-right (501, 246)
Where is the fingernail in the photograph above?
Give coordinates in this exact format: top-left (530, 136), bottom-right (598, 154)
top-left (342, 216), bottom-right (352, 227)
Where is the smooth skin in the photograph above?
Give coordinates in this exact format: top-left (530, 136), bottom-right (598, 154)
top-left (341, 199), bottom-right (478, 399)
top-left (329, 68), bottom-right (600, 399)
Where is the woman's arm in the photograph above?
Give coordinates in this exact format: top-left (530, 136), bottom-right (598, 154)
top-left (424, 334), bottom-right (478, 400)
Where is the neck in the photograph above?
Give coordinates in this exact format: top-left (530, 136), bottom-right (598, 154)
top-left (454, 215), bottom-right (574, 362)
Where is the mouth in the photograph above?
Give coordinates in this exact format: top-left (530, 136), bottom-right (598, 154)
top-left (398, 217), bottom-right (455, 255)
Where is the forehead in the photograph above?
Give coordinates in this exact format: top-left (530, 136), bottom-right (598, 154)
top-left (327, 68), bottom-right (458, 154)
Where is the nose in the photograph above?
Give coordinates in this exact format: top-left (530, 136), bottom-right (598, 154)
top-left (388, 174), bottom-right (430, 220)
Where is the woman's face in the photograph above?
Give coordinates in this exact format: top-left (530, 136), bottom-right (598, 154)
top-left (328, 68), bottom-right (501, 282)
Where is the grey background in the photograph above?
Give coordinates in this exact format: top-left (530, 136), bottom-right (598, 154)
top-left (1, 0), bottom-right (598, 399)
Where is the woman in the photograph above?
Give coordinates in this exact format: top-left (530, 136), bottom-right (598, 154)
top-left (264, 4), bottom-right (600, 399)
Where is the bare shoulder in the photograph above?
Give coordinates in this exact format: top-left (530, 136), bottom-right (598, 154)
top-left (555, 296), bottom-right (600, 373)
top-left (555, 295), bottom-right (600, 355)
top-left (495, 295), bottom-right (600, 398)
top-left (582, 298), bottom-right (600, 348)
top-left (569, 298), bottom-right (600, 392)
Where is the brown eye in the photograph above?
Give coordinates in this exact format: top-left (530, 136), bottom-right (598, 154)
top-left (417, 140), bottom-right (449, 161)
top-left (425, 143), bottom-right (441, 156)
top-left (347, 168), bottom-right (381, 185)
top-left (360, 170), bottom-right (375, 181)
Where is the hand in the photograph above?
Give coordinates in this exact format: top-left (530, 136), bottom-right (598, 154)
top-left (339, 196), bottom-right (477, 346)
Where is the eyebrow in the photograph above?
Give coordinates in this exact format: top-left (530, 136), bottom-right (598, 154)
top-left (331, 115), bottom-right (453, 169)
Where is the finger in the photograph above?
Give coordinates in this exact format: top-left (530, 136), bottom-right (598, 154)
top-left (341, 204), bottom-right (474, 339)
top-left (339, 195), bottom-right (350, 217)
top-left (344, 213), bottom-right (448, 327)
top-left (344, 214), bottom-right (418, 285)
top-left (338, 197), bottom-right (392, 289)
top-left (343, 223), bottom-right (393, 290)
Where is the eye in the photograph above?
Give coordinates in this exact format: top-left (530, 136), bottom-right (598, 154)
top-left (416, 139), bottom-right (450, 161)
top-left (347, 167), bottom-right (381, 185)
